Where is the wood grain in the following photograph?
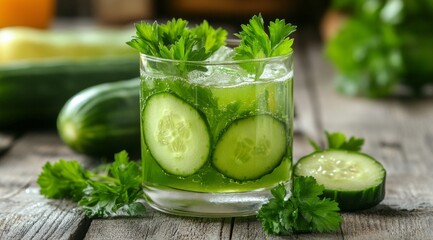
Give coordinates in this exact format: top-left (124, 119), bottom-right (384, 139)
top-left (341, 208), bottom-right (433, 240)
top-left (0, 131), bottom-right (93, 240)
top-left (292, 39), bottom-right (323, 142)
top-left (85, 209), bottom-right (231, 240)
top-left (0, 132), bottom-right (15, 156)
top-left (0, 185), bottom-right (90, 240)
top-left (231, 216), bottom-right (343, 240)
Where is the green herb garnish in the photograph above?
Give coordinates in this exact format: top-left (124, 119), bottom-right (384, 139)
top-left (37, 150), bottom-right (145, 218)
top-left (233, 14), bottom-right (296, 78)
top-left (127, 18), bottom-right (227, 62)
top-left (257, 177), bottom-right (342, 235)
top-left (258, 131), bottom-right (362, 235)
top-left (309, 131), bottom-right (365, 151)
top-left (127, 16), bottom-right (295, 78)
top-left (127, 18), bottom-right (227, 75)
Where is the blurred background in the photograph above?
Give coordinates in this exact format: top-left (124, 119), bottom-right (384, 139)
top-left (0, 0), bottom-right (329, 30)
top-left (1, 0), bottom-right (433, 130)
top-left (1, 0), bottom-right (432, 96)
top-left (0, 0), bottom-right (330, 32)
top-left (57, 0), bottom-right (328, 27)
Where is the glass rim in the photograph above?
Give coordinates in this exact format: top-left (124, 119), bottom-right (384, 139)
top-left (139, 39), bottom-right (293, 66)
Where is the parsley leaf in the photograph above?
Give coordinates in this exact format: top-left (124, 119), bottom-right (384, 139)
top-left (293, 177), bottom-right (341, 233)
top-left (257, 177), bottom-right (342, 235)
top-left (37, 160), bottom-right (90, 201)
top-left (191, 20), bottom-right (228, 59)
top-left (37, 150), bottom-right (146, 218)
top-left (233, 14), bottom-right (296, 78)
top-left (309, 131), bottom-right (365, 151)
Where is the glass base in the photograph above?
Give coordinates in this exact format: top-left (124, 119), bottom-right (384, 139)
top-left (143, 182), bottom-right (291, 218)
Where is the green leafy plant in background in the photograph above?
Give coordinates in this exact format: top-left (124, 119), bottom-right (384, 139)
top-left (326, 0), bottom-right (433, 97)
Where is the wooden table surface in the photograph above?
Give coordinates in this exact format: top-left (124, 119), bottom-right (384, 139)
top-left (1, 31), bottom-right (433, 240)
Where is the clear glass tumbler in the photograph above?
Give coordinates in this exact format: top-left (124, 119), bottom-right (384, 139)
top-left (140, 46), bottom-right (294, 217)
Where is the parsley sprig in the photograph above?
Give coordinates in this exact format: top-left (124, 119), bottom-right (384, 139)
top-left (127, 18), bottom-right (227, 75)
top-left (127, 18), bottom-right (227, 62)
top-left (233, 14), bottom-right (296, 78)
top-left (258, 177), bottom-right (342, 235)
top-left (37, 151), bottom-right (145, 218)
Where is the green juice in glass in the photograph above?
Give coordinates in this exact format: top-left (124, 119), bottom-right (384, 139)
top-left (140, 51), bottom-right (293, 216)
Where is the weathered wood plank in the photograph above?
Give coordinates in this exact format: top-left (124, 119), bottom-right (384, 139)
top-left (231, 216), bottom-right (343, 240)
top-left (0, 132), bottom-right (15, 157)
top-left (0, 132), bottom-right (93, 190)
top-left (84, 209), bottom-right (231, 240)
top-left (341, 208), bottom-right (433, 240)
top-left (0, 185), bottom-right (90, 240)
top-left (0, 131), bottom-right (94, 240)
top-left (292, 36), bottom-right (323, 142)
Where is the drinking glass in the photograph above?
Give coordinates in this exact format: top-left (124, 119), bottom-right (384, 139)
top-left (140, 45), bottom-right (293, 217)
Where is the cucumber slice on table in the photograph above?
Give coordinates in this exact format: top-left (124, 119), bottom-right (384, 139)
top-left (143, 93), bottom-right (210, 177)
top-left (294, 150), bottom-right (386, 211)
top-left (212, 115), bottom-right (287, 181)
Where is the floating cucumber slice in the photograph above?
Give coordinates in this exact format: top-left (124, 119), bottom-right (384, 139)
top-left (143, 93), bottom-right (210, 177)
top-left (294, 150), bottom-right (386, 211)
top-left (212, 115), bottom-right (287, 181)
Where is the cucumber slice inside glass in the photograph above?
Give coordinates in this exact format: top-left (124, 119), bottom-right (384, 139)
top-left (212, 115), bottom-right (287, 181)
top-left (294, 150), bottom-right (386, 211)
top-left (143, 93), bottom-right (210, 177)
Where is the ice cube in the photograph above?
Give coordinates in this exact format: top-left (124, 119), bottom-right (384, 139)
top-left (260, 62), bottom-right (293, 82)
top-left (206, 46), bottom-right (235, 62)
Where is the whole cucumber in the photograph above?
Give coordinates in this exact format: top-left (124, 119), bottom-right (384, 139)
top-left (0, 27), bottom-right (136, 63)
top-left (0, 58), bottom-right (139, 128)
top-left (57, 78), bottom-right (140, 157)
